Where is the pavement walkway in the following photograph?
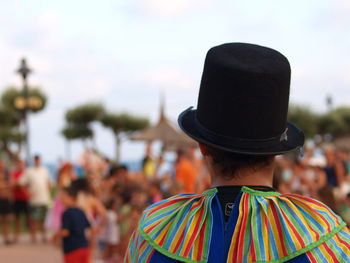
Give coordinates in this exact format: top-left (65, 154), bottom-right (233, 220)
top-left (0, 235), bottom-right (62, 263)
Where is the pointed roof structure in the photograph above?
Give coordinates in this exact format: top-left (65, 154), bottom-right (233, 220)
top-left (130, 95), bottom-right (196, 151)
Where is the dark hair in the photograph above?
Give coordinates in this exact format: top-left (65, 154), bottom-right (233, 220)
top-left (318, 185), bottom-right (338, 213)
top-left (120, 189), bottom-right (132, 204)
top-left (117, 164), bottom-right (128, 172)
top-left (150, 180), bottom-right (161, 190)
top-left (105, 199), bottom-right (115, 210)
top-left (205, 145), bottom-right (274, 179)
top-left (272, 163), bottom-right (283, 189)
top-left (62, 186), bottom-right (78, 199)
top-left (130, 203), bottom-right (144, 214)
top-left (70, 178), bottom-right (93, 195)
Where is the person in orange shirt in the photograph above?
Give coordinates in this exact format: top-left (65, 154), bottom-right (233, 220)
top-left (175, 150), bottom-right (196, 193)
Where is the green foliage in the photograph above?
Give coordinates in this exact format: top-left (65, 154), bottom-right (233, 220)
top-left (0, 106), bottom-right (22, 126)
top-left (288, 105), bottom-right (319, 138)
top-left (61, 125), bottom-right (93, 141)
top-left (100, 112), bottom-right (149, 134)
top-left (318, 107), bottom-right (350, 137)
top-left (62, 103), bottom-right (105, 142)
top-left (65, 103), bottom-right (105, 124)
top-left (288, 104), bottom-right (350, 138)
top-left (1, 87), bottom-right (47, 113)
top-left (334, 107), bottom-right (350, 128)
top-left (0, 87), bottom-right (47, 160)
top-left (99, 111), bottom-right (149, 162)
top-left (61, 103), bottom-right (149, 162)
top-left (0, 127), bottom-right (24, 144)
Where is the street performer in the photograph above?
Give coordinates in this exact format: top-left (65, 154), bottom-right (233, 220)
top-left (125, 43), bottom-right (350, 262)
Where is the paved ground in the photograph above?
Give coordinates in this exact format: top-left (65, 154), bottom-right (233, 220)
top-left (0, 235), bottom-right (62, 263)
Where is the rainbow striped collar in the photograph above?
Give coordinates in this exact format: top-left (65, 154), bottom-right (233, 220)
top-left (138, 187), bottom-right (346, 263)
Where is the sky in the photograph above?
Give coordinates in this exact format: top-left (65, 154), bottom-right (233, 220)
top-left (0, 0), bottom-right (350, 163)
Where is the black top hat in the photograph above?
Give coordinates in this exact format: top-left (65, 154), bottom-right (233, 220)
top-left (178, 43), bottom-right (304, 155)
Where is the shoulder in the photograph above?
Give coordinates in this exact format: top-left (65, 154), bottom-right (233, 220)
top-left (63, 207), bottom-right (74, 215)
top-left (140, 189), bottom-right (216, 223)
top-left (64, 207), bottom-right (83, 216)
top-left (281, 193), bottom-right (344, 225)
top-left (137, 189), bottom-right (217, 262)
top-left (24, 168), bottom-right (33, 176)
top-left (230, 188), bottom-right (348, 262)
top-left (304, 226), bottom-right (350, 262)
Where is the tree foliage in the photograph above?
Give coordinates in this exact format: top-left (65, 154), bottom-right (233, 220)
top-left (65, 103), bottom-right (105, 124)
top-left (288, 105), bottom-right (319, 139)
top-left (318, 107), bottom-right (350, 137)
top-left (2, 87), bottom-right (47, 113)
top-left (61, 103), bottom-right (105, 145)
top-left (61, 104), bottom-right (150, 162)
top-left (61, 125), bottom-right (93, 141)
top-left (100, 112), bottom-right (149, 134)
top-left (288, 104), bottom-right (350, 139)
top-left (0, 87), bottom-right (47, 160)
top-left (100, 112), bottom-right (149, 162)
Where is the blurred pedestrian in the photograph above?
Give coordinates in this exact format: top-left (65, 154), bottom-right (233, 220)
top-left (101, 199), bottom-right (120, 262)
top-left (324, 148), bottom-right (346, 187)
top-left (142, 143), bottom-right (156, 179)
top-left (147, 181), bottom-right (162, 204)
top-left (175, 149), bottom-right (196, 193)
top-left (155, 155), bottom-right (172, 194)
top-left (11, 159), bottom-right (31, 243)
top-left (70, 178), bottom-right (106, 260)
top-left (19, 155), bottom-right (52, 243)
top-left (46, 162), bottom-right (76, 232)
top-left (52, 187), bottom-right (92, 263)
top-left (0, 159), bottom-right (12, 245)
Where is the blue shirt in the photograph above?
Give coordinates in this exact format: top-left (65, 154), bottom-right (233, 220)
top-left (62, 207), bottom-right (91, 254)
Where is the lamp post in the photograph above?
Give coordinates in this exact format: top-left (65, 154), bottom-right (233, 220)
top-left (326, 95), bottom-right (333, 112)
top-left (16, 58), bottom-right (32, 165)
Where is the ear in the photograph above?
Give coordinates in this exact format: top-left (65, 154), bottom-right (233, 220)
top-left (199, 143), bottom-right (209, 156)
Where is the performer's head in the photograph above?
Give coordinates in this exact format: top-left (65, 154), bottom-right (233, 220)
top-left (178, 43), bottom-right (304, 181)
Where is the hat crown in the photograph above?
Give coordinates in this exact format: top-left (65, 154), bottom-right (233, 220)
top-left (197, 43), bottom-right (291, 140)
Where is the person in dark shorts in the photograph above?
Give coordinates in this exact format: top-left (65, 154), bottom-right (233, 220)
top-left (52, 186), bottom-right (92, 263)
top-left (0, 159), bottom-right (12, 245)
top-left (11, 159), bottom-right (32, 243)
top-left (19, 155), bottom-right (51, 243)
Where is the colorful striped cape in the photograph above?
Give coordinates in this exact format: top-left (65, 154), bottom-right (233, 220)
top-left (126, 187), bottom-right (349, 263)
top-left (227, 187), bottom-right (348, 263)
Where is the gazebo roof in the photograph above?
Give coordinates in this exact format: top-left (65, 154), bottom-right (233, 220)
top-left (130, 97), bottom-right (196, 150)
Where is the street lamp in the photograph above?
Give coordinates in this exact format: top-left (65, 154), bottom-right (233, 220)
top-left (16, 58), bottom-right (32, 165)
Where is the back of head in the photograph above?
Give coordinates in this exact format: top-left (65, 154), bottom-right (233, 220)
top-left (70, 178), bottom-right (93, 195)
top-left (205, 145), bottom-right (274, 179)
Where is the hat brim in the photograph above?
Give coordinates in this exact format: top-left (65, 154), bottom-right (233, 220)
top-left (178, 108), bottom-right (305, 155)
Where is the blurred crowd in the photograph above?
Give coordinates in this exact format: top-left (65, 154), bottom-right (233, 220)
top-left (0, 143), bottom-right (350, 262)
top-left (274, 144), bottom-right (350, 225)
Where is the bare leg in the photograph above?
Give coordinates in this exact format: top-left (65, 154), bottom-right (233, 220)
top-left (29, 217), bottom-right (37, 243)
top-left (39, 219), bottom-right (47, 243)
top-left (14, 216), bottom-right (19, 243)
top-left (0, 215), bottom-right (11, 244)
